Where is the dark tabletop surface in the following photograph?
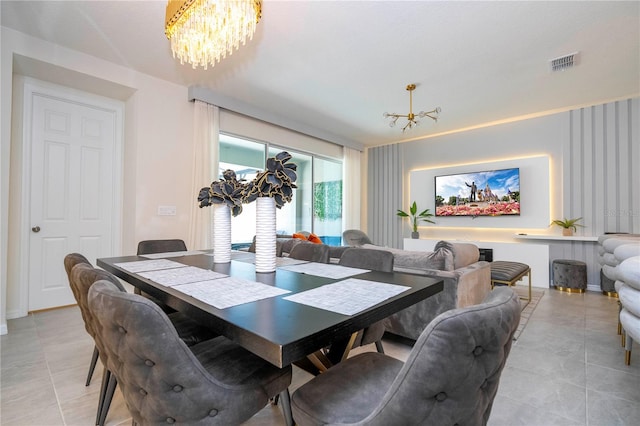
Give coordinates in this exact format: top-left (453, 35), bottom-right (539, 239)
top-left (97, 253), bottom-right (443, 367)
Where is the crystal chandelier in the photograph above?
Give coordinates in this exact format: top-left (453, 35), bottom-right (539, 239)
top-left (383, 84), bottom-right (441, 132)
top-left (165, 0), bottom-right (262, 70)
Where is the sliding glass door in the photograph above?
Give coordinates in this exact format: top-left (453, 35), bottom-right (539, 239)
top-left (219, 133), bottom-right (342, 245)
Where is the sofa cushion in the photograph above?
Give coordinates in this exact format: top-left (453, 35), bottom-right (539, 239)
top-left (362, 244), bottom-right (454, 271)
top-left (278, 237), bottom-right (304, 254)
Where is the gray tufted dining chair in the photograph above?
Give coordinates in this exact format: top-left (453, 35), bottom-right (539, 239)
top-left (137, 238), bottom-right (188, 255)
top-left (68, 262), bottom-right (127, 426)
top-left (136, 239), bottom-right (188, 309)
top-left (291, 287), bottom-right (521, 426)
top-left (289, 242), bottom-right (330, 263)
top-left (88, 279), bottom-right (294, 426)
top-left (338, 248), bottom-right (395, 355)
top-left (69, 262), bottom-right (217, 425)
top-left (64, 253), bottom-right (96, 386)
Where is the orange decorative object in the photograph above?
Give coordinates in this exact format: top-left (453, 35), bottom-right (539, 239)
top-left (308, 234), bottom-right (322, 244)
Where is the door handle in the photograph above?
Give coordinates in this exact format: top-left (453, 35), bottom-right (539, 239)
top-left (32, 226), bottom-right (41, 233)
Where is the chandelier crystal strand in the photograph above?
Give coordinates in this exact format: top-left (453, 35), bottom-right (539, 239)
top-left (165, 0), bottom-right (261, 69)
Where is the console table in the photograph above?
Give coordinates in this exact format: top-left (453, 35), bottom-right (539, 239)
top-left (404, 238), bottom-right (549, 289)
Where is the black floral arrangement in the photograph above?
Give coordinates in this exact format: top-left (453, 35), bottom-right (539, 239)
top-left (197, 169), bottom-right (247, 216)
top-left (197, 152), bottom-right (298, 213)
top-left (244, 151), bottom-right (298, 208)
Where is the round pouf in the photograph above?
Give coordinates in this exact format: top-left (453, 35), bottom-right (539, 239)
top-left (553, 259), bottom-right (587, 293)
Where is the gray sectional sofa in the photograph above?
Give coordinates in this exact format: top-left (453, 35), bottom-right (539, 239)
top-left (248, 234), bottom-right (492, 341)
top-left (360, 241), bottom-right (492, 340)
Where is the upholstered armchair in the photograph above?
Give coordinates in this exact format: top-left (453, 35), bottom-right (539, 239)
top-left (598, 234), bottom-right (640, 295)
top-left (291, 287), bottom-right (521, 426)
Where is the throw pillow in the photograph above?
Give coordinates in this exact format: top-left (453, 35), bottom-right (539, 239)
top-left (292, 233), bottom-right (308, 241)
top-left (308, 233), bottom-right (322, 244)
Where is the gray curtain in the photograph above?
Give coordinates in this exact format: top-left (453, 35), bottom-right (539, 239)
top-left (368, 144), bottom-right (403, 248)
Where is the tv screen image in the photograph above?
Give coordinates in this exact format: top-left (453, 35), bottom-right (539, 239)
top-left (435, 168), bottom-right (520, 216)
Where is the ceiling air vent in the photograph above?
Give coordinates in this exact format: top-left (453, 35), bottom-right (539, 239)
top-left (550, 52), bottom-right (579, 72)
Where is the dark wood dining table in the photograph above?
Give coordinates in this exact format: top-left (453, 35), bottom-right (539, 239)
top-left (97, 252), bottom-right (443, 369)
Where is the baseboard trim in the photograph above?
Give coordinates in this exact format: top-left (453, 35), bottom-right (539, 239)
top-left (587, 284), bottom-right (600, 293)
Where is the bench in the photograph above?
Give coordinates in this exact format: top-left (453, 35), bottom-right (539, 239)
top-left (490, 261), bottom-right (532, 301)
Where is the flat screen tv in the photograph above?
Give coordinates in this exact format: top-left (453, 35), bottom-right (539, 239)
top-left (435, 167), bottom-right (520, 216)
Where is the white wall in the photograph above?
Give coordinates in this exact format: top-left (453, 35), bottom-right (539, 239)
top-left (409, 155), bottom-right (550, 229)
top-left (1, 28), bottom-right (196, 326)
top-left (367, 99), bottom-right (639, 289)
top-left (0, 27), bottom-right (349, 328)
top-left (399, 114), bottom-right (566, 242)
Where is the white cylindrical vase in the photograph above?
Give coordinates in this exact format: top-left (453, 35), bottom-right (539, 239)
top-left (213, 204), bottom-right (231, 263)
top-left (255, 197), bottom-right (277, 273)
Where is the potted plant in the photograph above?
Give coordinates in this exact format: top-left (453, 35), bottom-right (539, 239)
top-left (551, 217), bottom-right (584, 236)
top-left (397, 201), bottom-right (435, 239)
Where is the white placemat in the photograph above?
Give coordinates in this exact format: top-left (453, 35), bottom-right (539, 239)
top-left (278, 262), bottom-right (369, 279)
top-left (114, 259), bottom-right (186, 273)
top-left (175, 277), bottom-right (291, 309)
top-left (138, 266), bottom-right (227, 287)
top-left (284, 278), bottom-right (409, 315)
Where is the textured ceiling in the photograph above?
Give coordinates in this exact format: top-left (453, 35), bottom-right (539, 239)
top-left (2, 1), bottom-right (639, 147)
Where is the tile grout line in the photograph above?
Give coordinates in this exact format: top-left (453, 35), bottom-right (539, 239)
top-left (583, 294), bottom-right (590, 426)
top-left (35, 314), bottom-right (69, 426)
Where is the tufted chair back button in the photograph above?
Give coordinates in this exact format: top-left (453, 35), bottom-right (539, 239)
top-left (145, 359), bottom-right (155, 367)
top-left (172, 385), bottom-right (183, 392)
top-left (473, 346), bottom-right (484, 356)
top-left (118, 326), bottom-right (126, 334)
top-left (208, 409), bottom-right (218, 417)
top-left (166, 417), bottom-right (175, 424)
top-left (139, 388), bottom-right (147, 396)
top-left (435, 392), bottom-right (447, 402)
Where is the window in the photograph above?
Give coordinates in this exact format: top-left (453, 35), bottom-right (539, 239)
top-left (219, 133), bottom-right (342, 245)
top-left (312, 157), bottom-right (343, 245)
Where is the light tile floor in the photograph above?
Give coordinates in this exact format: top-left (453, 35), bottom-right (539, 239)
top-left (2, 287), bottom-right (639, 425)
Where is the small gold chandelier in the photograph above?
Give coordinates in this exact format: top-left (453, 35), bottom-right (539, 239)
top-left (383, 84), bottom-right (441, 132)
top-left (165, 0), bottom-right (262, 70)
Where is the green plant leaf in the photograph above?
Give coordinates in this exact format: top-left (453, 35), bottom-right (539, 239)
top-left (409, 201), bottom-right (417, 216)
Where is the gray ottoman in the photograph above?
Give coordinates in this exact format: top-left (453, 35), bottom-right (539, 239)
top-left (553, 259), bottom-right (587, 293)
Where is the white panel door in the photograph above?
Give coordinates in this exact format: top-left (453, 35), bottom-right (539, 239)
top-left (28, 92), bottom-right (117, 311)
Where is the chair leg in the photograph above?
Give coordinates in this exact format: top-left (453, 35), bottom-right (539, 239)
top-left (99, 374), bottom-right (117, 426)
top-left (375, 340), bottom-right (385, 354)
top-left (278, 389), bottom-right (294, 426)
top-left (96, 369), bottom-right (110, 426)
top-left (624, 335), bottom-right (633, 366)
top-left (86, 346), bottom-right (99, 386)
